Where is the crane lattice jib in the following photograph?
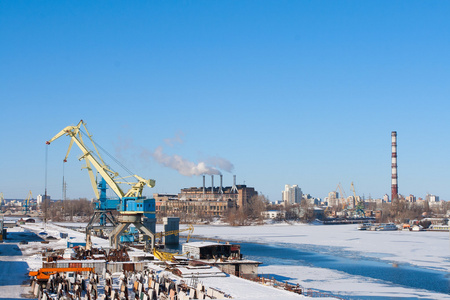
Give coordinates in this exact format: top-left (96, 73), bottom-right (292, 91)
top-left (46, 120), bottom-right (154, 199)
top-left (335, 183), bottom-right (348, 208)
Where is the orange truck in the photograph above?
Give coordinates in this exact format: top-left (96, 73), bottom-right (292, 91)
top-left (29, 267), bottom-right (94, 281)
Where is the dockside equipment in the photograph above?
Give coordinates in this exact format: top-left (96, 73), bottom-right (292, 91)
top-left (46, 120), bottom-right (156, 250)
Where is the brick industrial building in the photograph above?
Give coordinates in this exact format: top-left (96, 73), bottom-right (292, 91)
top-left (154, 175), bottom-right (257, 217)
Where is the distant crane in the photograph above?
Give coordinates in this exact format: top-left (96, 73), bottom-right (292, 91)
top-left (335, 183), bottom-right (348, 210)
top-left (46, 120), bottom-right (157, 250)
top-left (23, 190), bottom-right (32, 214)
top-left (351, 182), bottom-right (365, 217)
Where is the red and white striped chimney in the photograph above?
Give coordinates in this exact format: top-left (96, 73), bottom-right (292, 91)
top-left (391, 131), bottom-right (398, 201)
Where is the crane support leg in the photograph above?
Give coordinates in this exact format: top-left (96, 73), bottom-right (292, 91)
top-left (108, 214), bottom-right (156, 251)
top-left (134, 222), bottom-right (155, 250)
top-left (109, 223), bottom-right (130, 249)
top-left (86, 210), bottom-right (118, 250)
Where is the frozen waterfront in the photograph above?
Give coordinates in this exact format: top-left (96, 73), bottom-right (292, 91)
top-left (1, 221), bottom-right (449, 299)
top-left (191, 223), bottom-right (450, 299)
top-left (0, 222), bottom-right (314, 300)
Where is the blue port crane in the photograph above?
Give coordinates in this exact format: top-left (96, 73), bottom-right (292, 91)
top-left (23, 190), bottom-right (32, 214)
top-left (46, 120), bottom-right (157, 250)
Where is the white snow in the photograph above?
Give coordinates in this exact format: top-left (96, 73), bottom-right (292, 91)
top-left (2, 221), bottom-right (449, 299)
top-left (189, 223), bottom-right (450, 299)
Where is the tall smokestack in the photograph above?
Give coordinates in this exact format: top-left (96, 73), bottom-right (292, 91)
top-left (220, 174), bottom-right (223, 194)
top-left (231, 175), bottom-right (238, 193)
top-left (203, 175), bottom-right (205, 195)
top-left (391, 131), bottom-right (398, 202)
top-left (211, 175), bottom-right (214, 194)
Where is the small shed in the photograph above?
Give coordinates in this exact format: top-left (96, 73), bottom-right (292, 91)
top-left (183, 242), bottom-right (239, 260)
top-left (182, 241), bottom-right (261, 278)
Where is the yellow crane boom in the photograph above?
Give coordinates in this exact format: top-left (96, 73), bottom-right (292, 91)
top-left (24, 190), bottom-right (32, 212)
top-left (46, 120), bottom-right (155, 198)
top-left (335, 183), bottom-right (348, 209)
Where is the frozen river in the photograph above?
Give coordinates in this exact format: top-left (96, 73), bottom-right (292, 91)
top-left (240, 241), bottom-right (449, 298)
top-left (191, 223), bottom-right (450, 299)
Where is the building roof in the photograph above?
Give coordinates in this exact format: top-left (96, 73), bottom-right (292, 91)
top-left (183, 241), bottom-right (225, 248)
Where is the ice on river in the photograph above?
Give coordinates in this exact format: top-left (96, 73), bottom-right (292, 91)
top-left (190, 223), bottom-right (450, 299)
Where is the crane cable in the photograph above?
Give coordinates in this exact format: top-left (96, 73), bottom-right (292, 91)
top-left (78, 128), bottom-right (135, 183)
top-left (44, 145), bottom-right (48, 199)
top-left (44, 145), bottom-right (48, 225)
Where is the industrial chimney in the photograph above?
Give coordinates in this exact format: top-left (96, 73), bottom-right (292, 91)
top-left (231, 175), bottom-right (238, 193)
top-left (203, 175), bottom-right (206, 195)
top-left (211, 175), bottom-right (214, 194)
top-left (219, 174), bottom-right (223, 194)
top-left (391, 131), bottom-right (398, 202)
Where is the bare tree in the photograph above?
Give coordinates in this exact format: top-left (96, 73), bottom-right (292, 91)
top-left (245, 194), bottom-right (269, 223)
top-left (300, 199), bottom-right (315, 223)
top-left (285, 203), bottom-right (300, 221)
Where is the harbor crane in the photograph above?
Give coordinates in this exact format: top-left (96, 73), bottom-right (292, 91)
top-left (23, 190), bottom-right (32, 214)
top-left (351, 182), bottom-right (365, 217)
top-left (335, 183), bottom-right (348, 210)
top-left (46, 120), bottom-right (157, 250)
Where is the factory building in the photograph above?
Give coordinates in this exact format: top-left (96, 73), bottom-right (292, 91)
top-left (154, 175), bottom-right (258, 217)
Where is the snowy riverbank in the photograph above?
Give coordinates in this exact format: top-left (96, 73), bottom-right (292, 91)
top-left (190, 223), bottom-right (450, 299)
top-left (1, 221), bottom-right (449, 299)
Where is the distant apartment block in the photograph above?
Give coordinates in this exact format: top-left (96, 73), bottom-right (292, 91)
top-left (328, 191), bottom-right (339, 207)
top-left (282, 185), bottom-right (302, 205)
top-left (37, 194), bottom-right (50, 205)
top-left (426, 194), bottom-right (439, 202)
top-left (405, 194), bottom-right (416, 202)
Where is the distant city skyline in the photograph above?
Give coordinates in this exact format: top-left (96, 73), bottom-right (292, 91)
top-left (1, 1), bottom-right (450, 202)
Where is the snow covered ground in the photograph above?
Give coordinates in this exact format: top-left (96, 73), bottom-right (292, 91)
top-left (190, 223), bottom-right (450, 299)
top-left (2, 221), bottom-right (449, 299)
top-left (0, 222), bottom-right (314, 300)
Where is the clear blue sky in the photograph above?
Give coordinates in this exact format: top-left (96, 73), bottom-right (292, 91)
top-left (1, 1), bottom-right (450, 202)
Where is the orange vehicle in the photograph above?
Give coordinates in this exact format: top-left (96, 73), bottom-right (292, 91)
top-left (29, 267), bottom-right (94, 281)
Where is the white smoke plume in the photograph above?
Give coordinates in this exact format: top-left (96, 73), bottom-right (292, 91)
top-left (206, 156), bottom-right (234, 173)
top-left (163, 131), bottom-right (184, 147)
top-left (150, 147), bottom-right (234, 177)
top-left (143, 132), bottom-right (234, 176)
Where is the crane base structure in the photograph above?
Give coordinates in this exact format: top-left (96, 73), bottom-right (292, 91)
top-left (109, 214), bottom-right (155, 250)
top-left (85, 210), bottom-right (118, 250)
